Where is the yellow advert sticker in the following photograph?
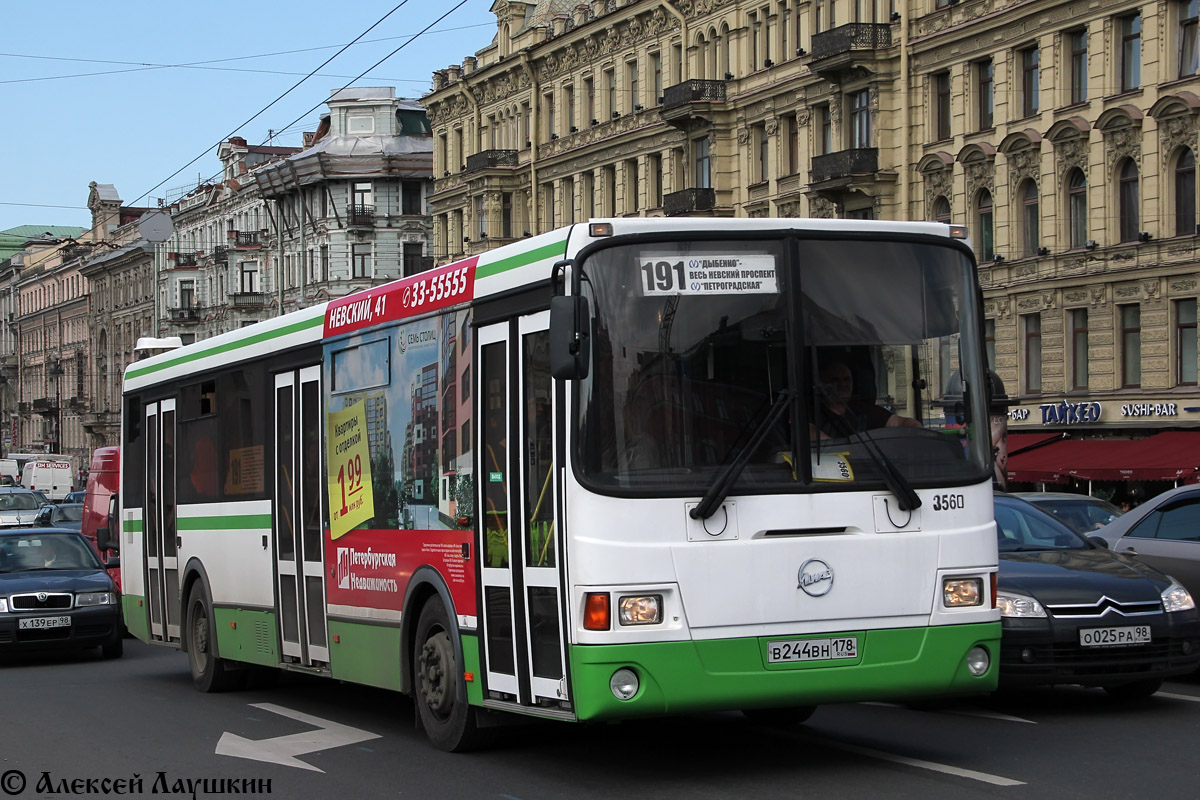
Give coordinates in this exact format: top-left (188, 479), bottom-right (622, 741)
top-left (327, 402), bottom-right (375, 540)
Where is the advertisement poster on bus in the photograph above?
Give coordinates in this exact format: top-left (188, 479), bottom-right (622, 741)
top-left (323, 310), bottom-right (475, 615)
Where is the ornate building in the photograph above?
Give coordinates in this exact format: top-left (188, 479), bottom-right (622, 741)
top-left (426, 0), bottom-right (1200, 491)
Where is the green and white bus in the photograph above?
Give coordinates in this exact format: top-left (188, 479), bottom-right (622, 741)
top-left (119, 217), bottom-right (1000, 751)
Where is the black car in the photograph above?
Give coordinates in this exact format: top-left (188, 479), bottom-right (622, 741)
top-left (32, 503), bottom-right (83, 531)
top-left (0, 529), bottom-right (122, 658)
top-left (995, 494), bottom-right (1200, 698)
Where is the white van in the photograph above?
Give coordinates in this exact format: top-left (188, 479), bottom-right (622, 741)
top-left (21, 458), bottom-right (74, 501)
top-left (0, 459), bottom-right (17, 486)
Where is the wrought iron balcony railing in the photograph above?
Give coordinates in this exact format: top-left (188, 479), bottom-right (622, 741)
top-left (662, 80), bottom-right (726, 111)
top-left (663, 187), bottom-right (716, 216)
top-left (811, 148), bottom-right (879, 182)
top-left (465, 150), bottom-right (519, 172)
top-left (811, 23), bottom-right (892, 61)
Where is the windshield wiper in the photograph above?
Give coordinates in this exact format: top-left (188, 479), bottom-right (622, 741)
top-left (691, 390), bottom-right (794, 520)
top-left (814, 388), bottom-right (921, 512)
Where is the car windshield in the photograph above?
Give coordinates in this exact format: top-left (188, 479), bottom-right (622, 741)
top-left (575, 235), bottom-right (990, 495)
top-left (0, 533), bottom-right (102, 572)
top-left (1032, 498), bottom-right (1122, 533)
top-left (996, 498), bottom-right (1089, 551)
top-left (56, 505), bottom-right (84, 522)
top-left (0, 493), bottom-right (40, 511)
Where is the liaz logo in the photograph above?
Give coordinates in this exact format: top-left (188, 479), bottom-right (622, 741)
top-left (797, 558), bottom-right (834, 597)
top-left (336, 547), bottom-right (351, 589)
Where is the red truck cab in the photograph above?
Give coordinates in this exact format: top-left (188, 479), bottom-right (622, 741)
top-left (81, 446), bottom-right (121, 590)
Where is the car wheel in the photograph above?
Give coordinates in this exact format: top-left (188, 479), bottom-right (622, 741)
top-left (185, 582), bottom-right (244, 692)
top-left (413, 600), bottom-right (481, 752)
top-left (742, 706), bottom-right (818, 728)
top-left (1103, 677), bottom-right (1163, 700)
top-left (101, 632), bottom-right (123, 659)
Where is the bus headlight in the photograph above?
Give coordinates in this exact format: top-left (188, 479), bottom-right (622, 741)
top-left (610, 668), bottom-right (639, 700)
top-left (942, 578), bottom-right (983, 608)
top-left (618, 595), bottom-right (662, 625)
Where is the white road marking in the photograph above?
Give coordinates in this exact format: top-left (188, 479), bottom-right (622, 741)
top-left (216, 703), bottom-right (382, 772)
top-left (861, 702), bottom-right (1036, 724)
top-left (1158, 692), bottom-right (1200, 703)
top-left (813, 737), bottom-right (1026, 787)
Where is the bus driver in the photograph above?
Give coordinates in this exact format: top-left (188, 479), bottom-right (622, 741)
top-left (812, 359), bottom-right (920, 439)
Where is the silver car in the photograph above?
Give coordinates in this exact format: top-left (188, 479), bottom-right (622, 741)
top-left (1014, 492), bottom-right (1124, 534)
top-left (1095, 485), bottom-right (1200, 601)
top-left (0, 488), bottom-right (47, 528)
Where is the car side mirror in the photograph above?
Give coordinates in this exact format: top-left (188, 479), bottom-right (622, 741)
top-left (96, 526), bottom-right (113, 552)
top-left (105, 556), bottom-right (120, 570)
top-left (1087, 536), bottom-right (1109, 549)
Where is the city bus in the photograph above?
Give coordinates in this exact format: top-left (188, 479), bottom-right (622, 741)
top-left (119, 218), bottom-right (1000, 751)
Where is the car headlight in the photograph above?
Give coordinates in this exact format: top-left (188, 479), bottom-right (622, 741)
top-left (996, 592), bottom-right (1047, 618)
top-left (75, 591), bottom-right (116, 607)
top-left (1162, 581), bottom-right (1196, 613)
top-left (0, 597), bottom-right (7, 613)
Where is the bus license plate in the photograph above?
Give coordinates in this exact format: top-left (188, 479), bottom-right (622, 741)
top-left (1079, 625), bottom-right (1150, 647)
top-left (19, 616), bottom-right (71, 630)
top-left (768, 636), bottom-right (858, 663)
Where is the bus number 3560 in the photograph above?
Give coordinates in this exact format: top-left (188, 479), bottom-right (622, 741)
top-left (932, 494), bottom-right (965, 511)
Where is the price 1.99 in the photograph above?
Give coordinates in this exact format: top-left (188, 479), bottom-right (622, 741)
top-left (336, 454), bottom-right (364, 516)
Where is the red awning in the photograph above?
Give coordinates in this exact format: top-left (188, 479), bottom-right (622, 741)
top-left (1008, 432), bottom-right (1200, 484)
top-left (1007, 432), bottom-right (1065, 455)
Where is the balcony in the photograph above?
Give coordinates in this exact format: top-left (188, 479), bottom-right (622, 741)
top-left (213, 245), bottom-right (229, 262)
top-left (465, 149), bottom-right (519, 172)
top-left (664, 187), bottom-right (716, 217)
top-left (347, 204), bottom-right (376, 228)
top-left (812, 148), bottom-right (879, 183)
top-left (168, 251), bottom-right (198, 267)
top-left (32, 398), bottom-right (57, 413)
top-left (17, 401), bottom-right (30, 415)
top-left (168, 306), bottom-right (202, 323)
top-left (810, 23), bottom-right (893, 76)
top-left (661, 80), bottom-right (727, 127)
top-left (228, 231), bottom-right (262, 248)
top-left (230, 292), bottom-right (268, 308)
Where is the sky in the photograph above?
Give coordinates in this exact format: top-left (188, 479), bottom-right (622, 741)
top-left (0, 1), bottom-right (499, 234)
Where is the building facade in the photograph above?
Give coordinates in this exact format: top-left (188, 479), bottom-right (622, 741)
top-left (425, 0), bottom-right (1200, 494)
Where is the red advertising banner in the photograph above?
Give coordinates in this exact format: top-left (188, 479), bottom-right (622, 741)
top-left (324, 256), bottom-right (479, 338)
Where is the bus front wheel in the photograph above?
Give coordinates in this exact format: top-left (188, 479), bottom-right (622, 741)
top-left (414, 600), bottom-right (481, 752)
top-left (185, 582), bottom-right (244, 693)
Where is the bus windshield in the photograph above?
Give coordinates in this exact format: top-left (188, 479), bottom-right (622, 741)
top-left (575, 235), bottom-right (990, 494)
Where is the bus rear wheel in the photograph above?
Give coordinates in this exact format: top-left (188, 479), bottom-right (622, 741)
top-left (742, 706), bottom-right (818, 728)
top-left (414, 600), bottom-right (480, 752)
top-left (186, 582), bottom-right (244, 692)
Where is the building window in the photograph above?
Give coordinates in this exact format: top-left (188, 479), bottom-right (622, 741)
top-left (1178, 298), bottom-right (1198, 384)
top-left (651, 52), bottom-right (662, 101)
top-left (1023, 313), bottom-right (1042, 394)
top-left (501, 192), bottom-right (513, 239)
top-left (1068, 168), bottom-right (1088, 248)
top-left (755, 124), bottom-right (769, 183)
top-left (402, 180), bottom-right (422, 215)
top-left (544, 91), bottom-right (555, 138)
top-left (786, 114), bottom-right (799, 175)
top-left (648, 154), bottom-right (663, 207)
top-left (984, 318), bottom-right (996, 368)
top-left (933, 71), bottom-right (951, 140)
top-left (931, 195), bottom-right (951, 223)
top-left (1021, 180), bottom-right (1039, 257)
top-left (565, 84), bottom-right (575, 132)
top-left (976, 59), bottom-right (994, 130)
top-left (239, 262), bottom-right (258, 293)
top-left (603, 166), bottom-right (616, 216)
top-left (1020, 46), bottom-right (1039, 117)
top-left (605, 69), bottom-right (616, 117)
top-left (352, 182), bottom-right (372, 209)
top-left (695, 136), bottom-right (712, 188)
top-left (817, 105), bottom-right (832, 155)
top-left (583, 76), bottom-right (595, 124)
top-left (1070, 30), bottom-right (1088, 104)
top-left (1176, 148), bottom-right (1196, 236)
top-left (627, 59), bottom-right (638, 111)
top-left (1121, 304), bottom-right (1142, 387)
top-left (1119, 158), bottom-right (1140, 242)
top-left (626, 161), bottom-right (639, 214)
top-left (976, 189), bottom-right (994, 261)
top-left (179, 280), bottom-right (195, 309)
top-left (351, 245), bottom-right (371, 278)
top-left (544, 183), bottom-right (556, 228)
top-left (850, 90), bottom-right (871, 148)
top-left (1182, 0), bottom-right (1200, 77)
top-left (1121, 13), bottom-right (1142, 91)
top-left (1071, 308), bottom-right (1089, 389)
top-left (403, 243), bottom-right (424, 277)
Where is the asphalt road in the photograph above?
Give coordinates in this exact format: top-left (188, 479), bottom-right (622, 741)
top-left (2, 639), bottom-right (1198, 799)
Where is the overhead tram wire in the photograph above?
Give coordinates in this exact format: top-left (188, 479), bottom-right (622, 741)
top-left (130, 0), bottom-right (418, 209)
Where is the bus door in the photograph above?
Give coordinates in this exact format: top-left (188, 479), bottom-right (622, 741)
top-left (273, 366), bottom-right (329, 665)
top-left (144, 399), bottom-right (180, 643)
top-left (478, 312), bottom-right (568, 706)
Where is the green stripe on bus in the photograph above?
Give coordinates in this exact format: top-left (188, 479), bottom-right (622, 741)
top-left (475, 239), bottom-right (567, 280)
top-left (125, 315), bottom-right (324, 381)
top-left (177, 514), bottom-right (272, 530)
top-left (123, 520), bottom-right (143, 533)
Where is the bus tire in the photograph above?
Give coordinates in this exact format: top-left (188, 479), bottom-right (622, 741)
top-left (185, 582), bottom-right (244, 693)
top-left (742, 706), bottom-right (818, 728)
top-left (414, 600), bottom-right (480, 752)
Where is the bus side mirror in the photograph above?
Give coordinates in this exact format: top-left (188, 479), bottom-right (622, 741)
top-left (550, 294), bottom-right (591, 380)
top-left (96, 526), bottom-right (113, 552)
top-left (98, 495), bottom-right (119, 552)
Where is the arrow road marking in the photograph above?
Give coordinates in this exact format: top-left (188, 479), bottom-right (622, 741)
top-left (216, 703), bottom-right (381, 772)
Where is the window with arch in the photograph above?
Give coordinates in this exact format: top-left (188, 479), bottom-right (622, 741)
top-left (1067, 168), bottom-right (1088, 248)
top-left (1118, 159), bottom-right (1140, 242)
top-left (976, 189), bottom-right (994, 260)
top-left (1176, 148), bottom-right (1196, 236)
top-left (931, 195), bottom-right (951, 223)
top-left (1020, 180), bottom-right (1040, 256)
